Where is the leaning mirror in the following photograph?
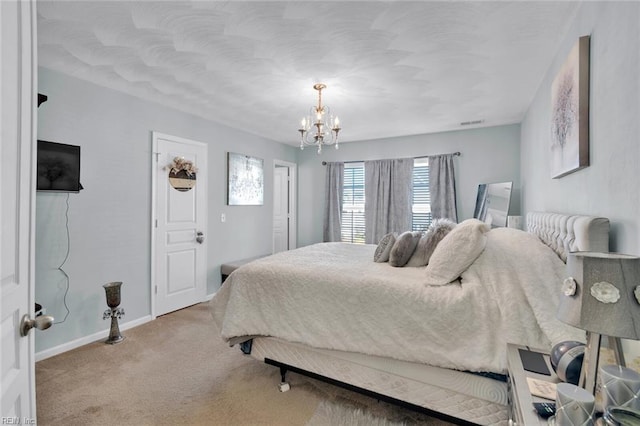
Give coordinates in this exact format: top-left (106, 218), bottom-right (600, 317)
top-left (473, 181), bottom-right (513, 228)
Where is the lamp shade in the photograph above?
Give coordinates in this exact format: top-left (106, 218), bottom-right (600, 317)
top-left (558, 252), bottom-right (640, 340)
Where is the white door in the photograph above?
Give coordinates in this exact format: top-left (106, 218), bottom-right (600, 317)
top-left (152, 133), bottom-right (207, 317)
top-left (1, 0), bottom-right (38, 421)
top-left (272, 160), bottom-right (297, 254)
top-left (273, 166), bottom-right (289, 253)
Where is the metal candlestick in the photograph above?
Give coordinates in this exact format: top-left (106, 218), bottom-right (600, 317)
top-left (102, 281), bottom-right (125, 344)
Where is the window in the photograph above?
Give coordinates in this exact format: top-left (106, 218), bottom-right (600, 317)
top-left (341, 162), bottom-right (365, 243)
top-left (340, 159), bottom-right (431, 243)
top-left (412, 158), bottom-right (432, 231)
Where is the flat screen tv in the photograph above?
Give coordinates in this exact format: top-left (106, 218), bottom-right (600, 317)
top-left (36, 140), bottom-right (82, 192)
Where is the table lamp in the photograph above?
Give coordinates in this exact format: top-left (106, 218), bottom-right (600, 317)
top-left (557, 252), bottom-right (640, 395)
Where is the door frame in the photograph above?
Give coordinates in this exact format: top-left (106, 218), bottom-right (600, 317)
top-left (150, 132), bottom-right (208, 319)
top-left (272, 159), bottom-right (297, 253)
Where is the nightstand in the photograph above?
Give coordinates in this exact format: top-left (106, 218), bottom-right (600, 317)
top-left (507, 343), bottom-right (561, 425)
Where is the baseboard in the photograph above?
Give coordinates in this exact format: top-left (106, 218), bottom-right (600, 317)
top-left (35, 315), bottom-right (153, 362)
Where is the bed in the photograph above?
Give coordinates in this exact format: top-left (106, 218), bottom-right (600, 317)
top-left (209, 212), bottom-right (610, 425)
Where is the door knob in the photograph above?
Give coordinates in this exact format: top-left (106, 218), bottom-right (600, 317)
top-left (196, 231), bottom-right (205, 244)
top-left (20, 313), bottom-right (54, 337)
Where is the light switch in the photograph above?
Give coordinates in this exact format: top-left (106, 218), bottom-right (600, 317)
top-left (221, 213), bottom-right (226, 223)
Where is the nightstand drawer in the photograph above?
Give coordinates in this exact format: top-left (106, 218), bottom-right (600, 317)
top-left (507, 371), bottom-right (522, 425)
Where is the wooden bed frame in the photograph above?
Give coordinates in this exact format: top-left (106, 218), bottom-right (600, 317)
top-left (243, 212), bottom-right (610, 425)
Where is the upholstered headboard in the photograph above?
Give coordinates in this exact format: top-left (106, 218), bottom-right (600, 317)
top-left (526, 212), bottom-right (610, 262)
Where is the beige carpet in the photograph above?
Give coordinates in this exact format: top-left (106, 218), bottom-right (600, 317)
top-left (36, 303), bottom-right (454, 425)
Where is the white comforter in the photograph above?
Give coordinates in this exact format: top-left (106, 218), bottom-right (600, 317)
top-left (209, 228), bottom-right (584, 374)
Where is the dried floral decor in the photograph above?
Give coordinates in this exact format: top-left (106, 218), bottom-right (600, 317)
top-left (168, 156), bottom-right (198, 176)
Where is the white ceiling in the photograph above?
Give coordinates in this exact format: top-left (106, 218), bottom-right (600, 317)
top-left (37, 1), bottom-right (579, 146)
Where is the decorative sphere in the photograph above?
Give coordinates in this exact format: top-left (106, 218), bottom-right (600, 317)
top-left (550, 341), bottom-right (585, 385)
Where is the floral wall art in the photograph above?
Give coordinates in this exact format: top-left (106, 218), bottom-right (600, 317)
top-left (227, 152), bottom-right (264, 205)
top-left (550, 35), bottom-right (590, 178)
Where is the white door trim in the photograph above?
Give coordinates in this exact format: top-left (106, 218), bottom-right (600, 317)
top-left (273, 159), bottom-right (297, 252)
top-left (150, 132), bottom-right (208, 319)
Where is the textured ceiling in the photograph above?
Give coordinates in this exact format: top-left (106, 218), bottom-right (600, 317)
top-left (37, 1), bottom-right (579, 145)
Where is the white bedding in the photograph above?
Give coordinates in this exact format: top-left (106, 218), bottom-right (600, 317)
top-left (209, 227), bottom-right (584, 374)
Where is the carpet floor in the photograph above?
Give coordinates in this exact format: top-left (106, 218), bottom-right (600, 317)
top-left (36, 303), bottom-right (455, 425)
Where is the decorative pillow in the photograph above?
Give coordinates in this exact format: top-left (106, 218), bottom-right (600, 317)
top-left (424, 219), bottom-right (490, 284)
top-left (373, 232), bottom-right (397, 263)
top-left (389, 231), bottom-right (422, 267)
top-left (406, 218), bottom-right (457, 267)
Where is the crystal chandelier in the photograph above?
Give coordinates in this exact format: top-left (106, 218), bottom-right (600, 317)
top-left (298, 83), bottom-right (341, 154)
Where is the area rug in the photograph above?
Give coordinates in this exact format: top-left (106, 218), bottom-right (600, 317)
top-left (307, 400), bottom-right (406, 426)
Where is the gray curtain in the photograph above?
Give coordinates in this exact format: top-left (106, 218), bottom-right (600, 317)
top-left (364, 159), bottom-right (413, 244)
top-left (323, 162), bottom-right (344, 242)
top-left (429, 154), bottom-right (458, 222)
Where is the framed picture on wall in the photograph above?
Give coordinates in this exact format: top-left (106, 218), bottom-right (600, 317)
top-left (227, 152), bottom-right (264, 205)
top-left (550, 35), bottom-right (590, 179)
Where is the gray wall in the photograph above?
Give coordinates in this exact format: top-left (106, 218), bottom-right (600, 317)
top-left (521, 2), bottom-right (640, 254)
top-left (520, 2), bottom-right (640, 355)
top-left (36, 68), bottom-right (296, 353)
top-left (296, 125), bottom-right (521, 247)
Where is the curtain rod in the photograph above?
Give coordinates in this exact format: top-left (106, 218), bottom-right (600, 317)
top-left (415, 151), bottom-right (461, 160)
top-left (322, 151), bottom-right (461, 165)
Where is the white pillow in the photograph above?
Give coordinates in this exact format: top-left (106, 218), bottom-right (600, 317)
top-left (373, 232), bottom-right (396, 263)
top-left (389, 231), bottom-right (422, 267)
top-left (424, 219), bottom-right (490, 285)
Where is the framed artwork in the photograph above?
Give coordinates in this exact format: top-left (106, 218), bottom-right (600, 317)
top-left (227, 152), bottom-right (264, 205)
top-left (550, 35), bottom-right (590, 179)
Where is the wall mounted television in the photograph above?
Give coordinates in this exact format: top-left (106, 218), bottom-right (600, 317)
top-left (36, 140), bottom-right (83, 192)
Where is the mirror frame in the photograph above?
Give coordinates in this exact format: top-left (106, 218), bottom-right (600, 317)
top-left (473, 181), bottom-right (513, 228)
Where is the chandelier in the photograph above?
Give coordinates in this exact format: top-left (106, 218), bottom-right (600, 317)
top-left (298, 83), bottom-right (341, 153)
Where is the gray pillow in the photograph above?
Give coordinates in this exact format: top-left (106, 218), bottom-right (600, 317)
top-left (373, 232), bottom-right (397, 263)
top-left (389, 231), bottom-right (422, 267)
top-left (406, 219), bottom-right (457, 267)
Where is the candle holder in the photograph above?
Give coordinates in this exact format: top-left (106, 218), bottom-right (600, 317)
top-left (102, 281), bottom-right (125, 344)
top-left (600, 364), bottom-right (640, 410)
top-left (555, 382), bottom-right (595, 426)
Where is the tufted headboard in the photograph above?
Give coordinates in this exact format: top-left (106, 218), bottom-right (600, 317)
top-left (526, 212), bottom-right (610, 262)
